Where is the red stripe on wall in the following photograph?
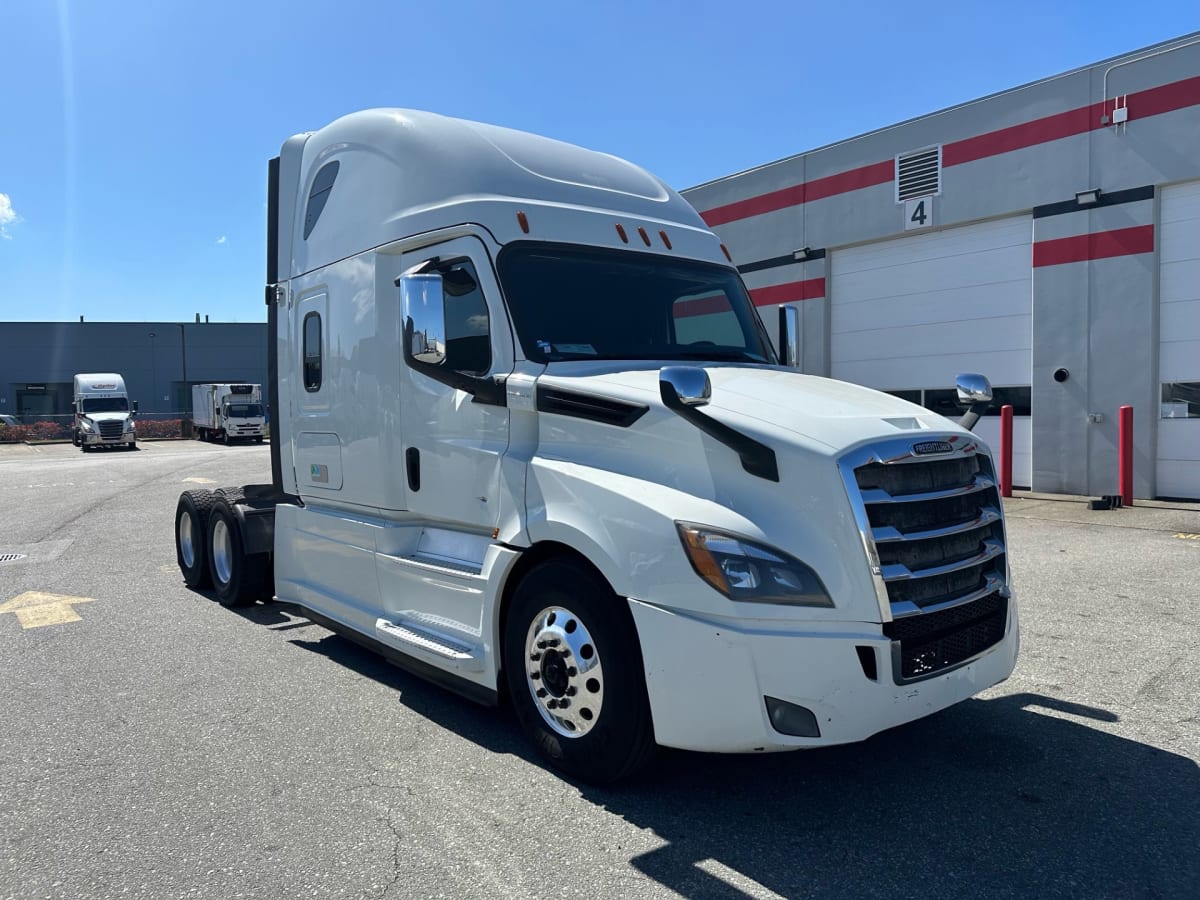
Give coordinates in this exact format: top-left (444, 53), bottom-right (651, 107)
top-left (697, 75), bottom-right (1200, 226)
top-left (749, 278), bottom-right (826, 306)
top-left (700, 162), bottom-right (893, 227)
top-left (944, 76), bottom-right (1200, 166)
top-left (1032, 225), bottom-right (1155, 267)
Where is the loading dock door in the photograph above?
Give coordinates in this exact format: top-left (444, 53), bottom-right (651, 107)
top-left (1158, 181), bottom-right (1200, 500)
top-left (830, 217), bottom-right (1033, 487)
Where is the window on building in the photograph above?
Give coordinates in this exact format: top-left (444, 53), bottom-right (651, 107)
top-left (920, 386), bottom-right (1031, 416)
top-left (303, 312), bottom-right (322, 392)
top-left (1161, 382), bottom-right (1200, 418)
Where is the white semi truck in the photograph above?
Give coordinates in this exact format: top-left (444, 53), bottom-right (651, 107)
top-left (173, 110), bottom-right (1019, 782)
top-left (73, 373), bottom-right (137, 451)
top-left (191, 383), bottom-right (265, 444)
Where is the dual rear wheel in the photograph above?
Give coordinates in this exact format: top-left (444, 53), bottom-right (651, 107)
top-left (174, 488), bottom-right (269, 606)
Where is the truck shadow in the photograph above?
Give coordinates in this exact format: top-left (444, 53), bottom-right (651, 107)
top-left (252, 609), bottom-right (1200, 899)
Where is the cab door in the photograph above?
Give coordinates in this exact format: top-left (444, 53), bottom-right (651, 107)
top-left (397, 235), bottom-right (513, 534)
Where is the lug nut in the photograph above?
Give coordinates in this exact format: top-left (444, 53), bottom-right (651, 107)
top-left (567, 667), bottom-right (577, 677)
top-left (547, 699), bottom-right (558, 709)
top-left (530, 671), bottom-right (540, 680)
top-left (558, 699), bottom-right (570, 709)
top-left (530, 652), bottom-right (541, 661)
top-left (537, 641), bottom-right (547, 650)
top-left (536, 688), bottom-right (547, 698)
top-left (566, 687), bottom-right (576, 696)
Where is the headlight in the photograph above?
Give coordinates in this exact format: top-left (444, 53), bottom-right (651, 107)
top-left (124, 419), bottom-right (135, 432)
top-left (80, 420), bottom-right (94, 433)
top-left (676, 523), bottom-right (833, 607)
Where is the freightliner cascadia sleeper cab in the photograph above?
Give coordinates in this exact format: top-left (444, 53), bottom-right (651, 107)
top-left (173, 110), bottom-right (1019, 782)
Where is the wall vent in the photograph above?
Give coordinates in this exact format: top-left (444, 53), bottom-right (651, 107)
top-left (896, 146), bottom-right (941, 202)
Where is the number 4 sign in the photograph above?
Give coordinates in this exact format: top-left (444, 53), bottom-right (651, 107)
top-left (904, 196), bottom-right (934, 230)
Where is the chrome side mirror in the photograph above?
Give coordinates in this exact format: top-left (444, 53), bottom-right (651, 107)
top-left (400, 273), bottom-right (447, 366)
top-left (779, 306), bottom-right (800, 368)
top-left (956, 373), bottom-right (993, 405)
top-left (956, 372), bottom-right (993, 431)
top-left (659, 366), bottom-right (711, 408)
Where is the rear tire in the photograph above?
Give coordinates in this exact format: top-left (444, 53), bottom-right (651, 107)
top-left (207, 499), bottom-right (266, 607)
top-left (503, 558), bottom-right (656, 783)
top-left (223, 431), bottom-right (231, 446)
top-left (175, 490), bottom-right (215, 588)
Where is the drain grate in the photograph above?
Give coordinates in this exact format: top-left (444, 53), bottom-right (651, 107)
top-left (0, 553), bottom-right (28, 563)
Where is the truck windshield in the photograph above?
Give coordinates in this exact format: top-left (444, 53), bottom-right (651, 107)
top-left (81, 397), bottom-right (128, 413)
top-left (226, 403), bottom-right (263, 418)
top-left (497, 243), bottom-right (777, 365)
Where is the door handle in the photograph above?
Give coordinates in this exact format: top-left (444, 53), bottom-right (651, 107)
top-left (406, 447), bottom-right (420, 492)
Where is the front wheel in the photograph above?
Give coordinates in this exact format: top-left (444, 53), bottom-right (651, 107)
top-left (503, 559), bottom-right (656, 783)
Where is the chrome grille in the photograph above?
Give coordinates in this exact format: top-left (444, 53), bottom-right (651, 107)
top-left (840, 437), bottom-right (1010, 683)
top-left (98, 420), bottom-right (124, 439)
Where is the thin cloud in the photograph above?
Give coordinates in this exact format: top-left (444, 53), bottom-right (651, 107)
top-left (0, 193), bottom-right (22, 239)
top-left (216, 235), bottom-right (227, 245)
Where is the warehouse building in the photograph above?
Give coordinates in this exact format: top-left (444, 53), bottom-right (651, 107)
top-left (0, 321), bottom-right (267, 422)
top-left (682, 33), bottom-right (1200, 500)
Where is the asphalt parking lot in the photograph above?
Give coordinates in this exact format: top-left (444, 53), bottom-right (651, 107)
top-left (1, 440), bottom-right (1197, 900)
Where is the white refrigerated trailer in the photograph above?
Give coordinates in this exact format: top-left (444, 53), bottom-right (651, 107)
top-left (191, 383), bottom-right (265, 445)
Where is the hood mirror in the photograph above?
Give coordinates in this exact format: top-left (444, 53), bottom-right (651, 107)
top-left (955, 373), bottom-right (992, 431)
top-left (660, 366), bottom-right (711, 408)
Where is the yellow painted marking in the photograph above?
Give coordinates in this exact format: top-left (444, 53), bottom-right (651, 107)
top-left (183, 477), bottom-right (217, 484)
top-left (0, 591), bottom-right (96, 629)
top-left (1174, 533), bottom-right (1200, 541)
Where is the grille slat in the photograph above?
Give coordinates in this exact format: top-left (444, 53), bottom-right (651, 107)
top-left (98, 421), bottom-right (123, 438)
top-left (850, 448), bottom-right (1009, 682)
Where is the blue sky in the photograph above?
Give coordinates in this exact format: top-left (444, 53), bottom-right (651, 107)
top-left (1, 0), bottom-right (1197, 324)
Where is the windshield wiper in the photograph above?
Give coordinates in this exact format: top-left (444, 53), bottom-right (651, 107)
top-left (672, 350), bottom-right (765, 362)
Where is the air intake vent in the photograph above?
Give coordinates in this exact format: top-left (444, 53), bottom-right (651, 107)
top-left (896, 146), bottom-right (941, 202)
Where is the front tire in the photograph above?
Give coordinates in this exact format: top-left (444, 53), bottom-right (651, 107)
top-left (175, 490), bottom-right (215, 588)
top-left (503, 558), bottom-right (656, 783)
top-left (207, 499), bottom-right (267, 607)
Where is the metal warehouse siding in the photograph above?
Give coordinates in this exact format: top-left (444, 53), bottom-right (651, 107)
top-left (683, 34), bottom-right (1200, 498)
top-left (0, 322), bottom-right (268, 418)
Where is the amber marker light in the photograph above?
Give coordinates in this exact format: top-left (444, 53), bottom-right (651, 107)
top-left (517, 211), bottom-right (530, 233)
top-left (659, 230), bottom-right (672, 249)
top-left (720, 244), bottom-right (733, 262)
top-left (676, 524), bottom-right (728, 595)
top-left (615, 223), bottom-right (629, 243)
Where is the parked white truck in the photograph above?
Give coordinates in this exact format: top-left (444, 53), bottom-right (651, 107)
top-left (173, 110), bottom-right (1019, 782)
top-left (191, 383), bottom-right (265, 444)
top-left (73, 373), bottom-right (136, 451)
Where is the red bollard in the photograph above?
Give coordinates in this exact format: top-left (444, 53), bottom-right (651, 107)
top-left (1119, 405), bottom-right (1134, 507)
top-left (999, 404), bottom-right (1013, 498)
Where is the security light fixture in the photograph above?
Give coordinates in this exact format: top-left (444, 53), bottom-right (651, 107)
top-left (792, 247), bottom-right (812, 261)
top-left (1075, 189), bottom-right (1102, 206)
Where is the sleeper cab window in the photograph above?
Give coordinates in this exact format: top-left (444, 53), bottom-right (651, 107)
top-left (303, 312), bottom-right (322, 391)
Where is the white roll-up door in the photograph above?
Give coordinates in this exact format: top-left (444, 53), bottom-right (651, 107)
top-left (1158, 181), bottom-right (1200, 499)
top-left (830, 217), bottom-right (1033, 486)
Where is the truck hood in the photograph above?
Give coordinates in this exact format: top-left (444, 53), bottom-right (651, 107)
top-left (537, 364), bottom-right (964, 454)
top-left (81, 412), bottom-right (132, 424)
top-left (528, 363), bottom-right (988, 623)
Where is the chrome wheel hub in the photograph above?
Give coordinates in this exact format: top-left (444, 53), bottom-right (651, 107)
top-left (525, 606), bottom-right (604, 739)
top-left (179, 511), bottom-right (196, 568)
top-left (211, 518), bottom-right (233, 585)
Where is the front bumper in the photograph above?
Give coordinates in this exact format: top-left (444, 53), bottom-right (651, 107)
top-left (630, 595), bottom-right (1019, 753)
top-left (83, 433), bottom-right (135, 447)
